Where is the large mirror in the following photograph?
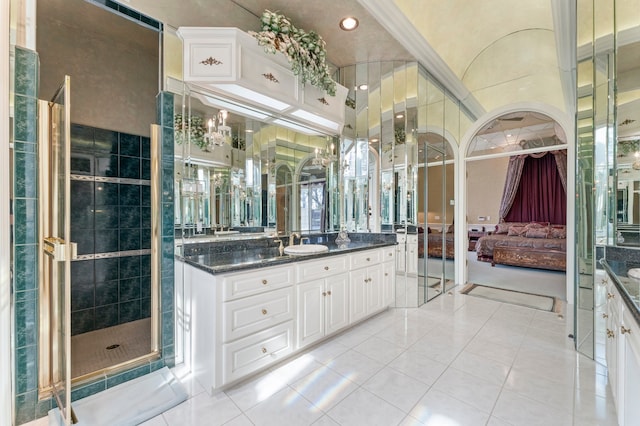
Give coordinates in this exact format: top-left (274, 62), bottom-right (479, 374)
top-left (173, 83), bottom-right (341, 239)
top-left (614, 37), bottom-right (640, 246)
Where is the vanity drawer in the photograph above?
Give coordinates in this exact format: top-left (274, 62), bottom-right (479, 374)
top-left (382, 246), bottom-right (395, 262)
top-left (296, 255), bottom-right (348, 282)
top-left (349, 249), bottom-right (381, 270)
top-left (222, 321), bottom-right (294, 384)
top-left (222, 265), bottom-right (294, 301)
top-left (223, 287), bottom-right (293, 341)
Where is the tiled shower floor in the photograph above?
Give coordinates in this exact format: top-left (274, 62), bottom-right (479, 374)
top-left (71, 318), bottom-right (151, 378)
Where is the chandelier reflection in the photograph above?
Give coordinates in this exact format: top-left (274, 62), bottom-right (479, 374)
top-left (312, 143), bottom-right (337, 167)
top-left (205, 109), bottom-right (231, 149)
top-left (212, 172), bottom-right (224, 188)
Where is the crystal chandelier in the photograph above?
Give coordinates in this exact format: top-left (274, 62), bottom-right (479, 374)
top-left (205, 109), bottom-right (231, 149)
top-left (212, 172), bottom-right (224, 188)
top-left (312, 143), bottom-right (337, 167)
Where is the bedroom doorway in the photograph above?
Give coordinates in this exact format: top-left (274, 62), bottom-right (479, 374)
top-left (464, 111), bottom-right (569, 300)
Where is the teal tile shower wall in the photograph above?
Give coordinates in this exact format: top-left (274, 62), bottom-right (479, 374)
top-left (11, 44), bottom-right (175, 423)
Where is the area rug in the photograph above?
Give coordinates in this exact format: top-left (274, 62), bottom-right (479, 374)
top-left (48, 366), bottom-right (187, 425)
top-left (460, 283), bottom-right (561, 312)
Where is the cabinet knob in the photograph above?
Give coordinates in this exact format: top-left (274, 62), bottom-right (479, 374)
top-left (261, 309), bottom-right (267, 315)
top-left (322, 292), bottom-right (327, 296)
top-left (384, 273), bottom-right (388, 276)
top-left (366, 257), bottom-right (370, 261)
top-left (262, 279), bottom-right (268, 285)
top-left (388, 253), bottom-right (392, 257)
top-left (602, 313), bottom-right (609, 319)
top-left (324, 266), bottom-right (329, 271)
top-left (621, 326), bottom-right (631, 335)
top-left (607, 329), bottom-right (615, 339)
top-left (600, 278), bottom-right (608, 286)
top-left (327, 291), bottom-right (332, 296)
top-left (261, 347), bottom-right (267, 354)
top-left (607, 292), bottom-right (615, 299)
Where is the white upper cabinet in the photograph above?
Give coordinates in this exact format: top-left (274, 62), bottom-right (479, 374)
top-left (177, 27), bottom-right (348, 135)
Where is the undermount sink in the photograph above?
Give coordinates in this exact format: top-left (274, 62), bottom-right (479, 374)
top-left (215, 230), bottom-right (240, 236)
top-left (284, 244), bottom-right (329, 256)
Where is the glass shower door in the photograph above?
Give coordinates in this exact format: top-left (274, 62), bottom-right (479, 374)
top-left (40, 76), bottom-right (77, 424)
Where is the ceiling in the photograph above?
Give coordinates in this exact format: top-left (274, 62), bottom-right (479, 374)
top-left (118, 1), bottom-right (638, 145)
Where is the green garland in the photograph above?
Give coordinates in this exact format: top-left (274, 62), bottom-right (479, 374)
top-left (174, 113), bottom-right (208, 150)
top-left (249, 10), bottom-right (337, 96)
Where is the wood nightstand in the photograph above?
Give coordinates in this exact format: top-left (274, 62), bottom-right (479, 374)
top-left (468, 230), bottom-right (487, 251)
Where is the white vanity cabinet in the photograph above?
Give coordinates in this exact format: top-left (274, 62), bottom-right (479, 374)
top-left (406, 234), bottom-right (418, 275)
top-left (603, 279), bottom-right (640, 426)
top-left (349, 249), bottom-right (385, 323)
top-left (296, 255), bottom-right (350, 349)
top-left (182, 244), bottom-right (395, 394)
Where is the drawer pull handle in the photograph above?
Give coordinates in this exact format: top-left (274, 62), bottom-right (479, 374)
top-left (607, 329), bottom-right (615, 339)
top-left (200, 56), bottom-right (223, 66)
top-left (261, 347), bottom-right (267, 354)
top-left (621, 326), bottom-right (631, 335)
top-left (262, 279), bottom-right (268, 285)
top-left (324, 266), bottom-right (329, 271)
top-left (261, 309), bottom-right (267, 315)
top-left (602, 313), bottom-right (609, 319)
top-left (607, 292), bottom-right (615, 299)
top-left (262, 73), bottom-right (279, 83)
top-left (327, 291), bottom-right (332, 296)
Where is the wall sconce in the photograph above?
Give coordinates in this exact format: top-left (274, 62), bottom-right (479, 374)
top-left (312, 143), bottom-right (337, 167)
top-left (205, 109), bottom-right (231, 149)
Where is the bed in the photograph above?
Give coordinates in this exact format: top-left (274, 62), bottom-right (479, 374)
top-left (418, 227), bottom-right (455, 259)
top-left (475, 222), bottom-right (567, 271)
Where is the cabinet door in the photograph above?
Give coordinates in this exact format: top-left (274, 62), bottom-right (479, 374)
top-left (382, 261), bottom-right (395, 307)
top-left (366, 264), bottom-right (383, 314)
top-left (606, 311), bottom-right (618, 404)
top-left (326, 273), bottom-right (349, 335)
top-left (622, 308), bottom-right (640, 426)
top-left (349, 268), bottom-right (368, 323)
top-left (297, 279), bottom-right (325, 349)
top-left (406, 235), bottom-right (418, 275)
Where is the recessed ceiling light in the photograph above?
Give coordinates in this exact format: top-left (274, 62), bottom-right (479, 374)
top-left (339, 17), bottom-right (359, 31)
top-left (396, 114), bottom-right (404, 119)
top-left (357, 84), bottom-right (368, 91)
top-left (370, 138), bottom-right (379, 143)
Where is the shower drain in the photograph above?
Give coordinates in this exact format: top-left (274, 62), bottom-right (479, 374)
top-left (106, 344), bottom-right (120, 350)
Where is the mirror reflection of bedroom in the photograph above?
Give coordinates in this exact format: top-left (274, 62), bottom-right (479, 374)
top-left (466, 111), bottom-right (568, 301)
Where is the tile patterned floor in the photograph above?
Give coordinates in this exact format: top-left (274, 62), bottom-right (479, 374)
top-left (28, 290), bottom-right (617, 426)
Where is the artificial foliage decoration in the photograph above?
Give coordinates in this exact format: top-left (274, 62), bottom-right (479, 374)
top-left (249, 10), bottom-right (337, 96)
top-left (174, 113), bottom-right (208, 150)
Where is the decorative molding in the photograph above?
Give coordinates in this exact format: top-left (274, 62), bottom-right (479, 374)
top-left (358, 0), bottom-right (485, 120)
top-left (551, 0), bottom-right (577, 117)
top-left (317, 97), bottom-right (329, 106)
top-left (200, 56), bottom-right (222, 66)
top-left (261, 72), bottom-right (279, 83)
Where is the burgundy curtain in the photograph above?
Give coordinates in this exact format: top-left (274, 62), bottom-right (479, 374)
top-left (503, 152), bottom-right (567, 224)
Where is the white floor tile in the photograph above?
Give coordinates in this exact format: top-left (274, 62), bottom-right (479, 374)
top-left (139, 415), bottom-right (168, 426)
top-left (352, 335), bottom-right (406, 364)
top-left (327, 387), bottom-right (406, 426)
top-left (387, 348), bottom-right (449, 386)
top-left (450, 350), bottom-right (511, 386)
top-left (304, 339), bottom-right (349, 365)
top-left (221, 414), bottom-right (253, 426)
top-left (224, 369), bottom-right (290, 412)
top-left (290, 365), bottom-right (359, 412)
top-left (432, 367), bottom-right (502, 413)
top-left (162, 391), bottom-right (242, 426)
top-left (492, 389), bottom-right (573, 426)
top-left (408, 388), bottom-right (490, 426)
top-left (311, 414), bottom-right (340, 426)
top-left (325, 349), bottom-right (384, 385)
top-left (244, 386), bottom-right (323, 426)
top-left (503, 367), bottom-right (575, 411)
top-left (362, 366), bottom-right (429, 413)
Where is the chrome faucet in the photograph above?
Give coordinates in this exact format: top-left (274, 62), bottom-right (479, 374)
top-left (271, 232), bottom-right (284, 255)
top-left (289, 232), bottom-right (301, 246)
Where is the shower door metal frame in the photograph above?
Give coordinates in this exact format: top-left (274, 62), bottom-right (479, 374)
top-left (37, 76), bottom-right (77, 424)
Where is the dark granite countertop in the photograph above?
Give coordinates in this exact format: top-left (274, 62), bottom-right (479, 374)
top-left (600, 259), bottom-right (640, 325)
top-left (180, 240), bottom-right (397, 275)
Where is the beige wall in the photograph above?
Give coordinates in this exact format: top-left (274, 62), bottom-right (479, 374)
top-left (467, 156), bottom-right (509, 226)
top-left (37, 0), bottom-right (158, 136)
top-left (417, 163), bottom-right (454, 225)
